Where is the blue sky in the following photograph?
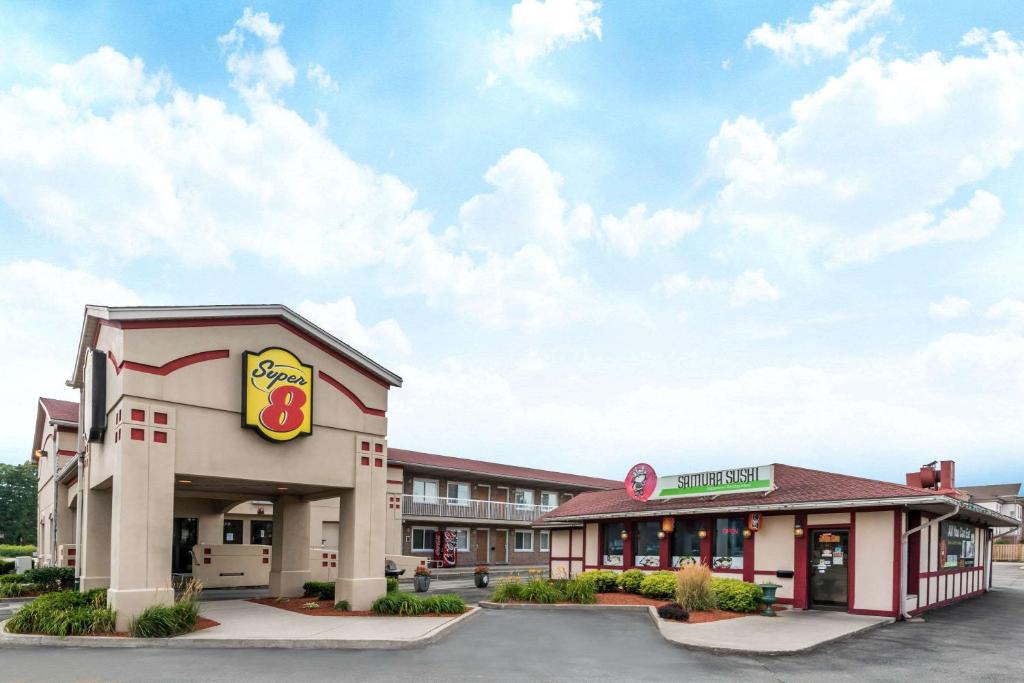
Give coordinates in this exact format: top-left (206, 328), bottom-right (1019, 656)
top-left (1, 1), bottom-right (1022, 487)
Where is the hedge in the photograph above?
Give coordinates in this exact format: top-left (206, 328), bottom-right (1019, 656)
top-left (302, 581), bottom-right (335, 600)
top-left (5, 589), bottom-right (115, 636)
top-left (0, 559), bottom-right (14, 576)
top-left (638, 571), bottom-right (677, 600)
top-left (371, 591), bottom-right (465, 615)
top-left (711, 577), bottom-right (763, 613)
top-left (23, 566), bottom-right (74, 592)
top-left (617, 569), bottom-right (645, 594)
top-left (578, 570), bottom-right (618, 593)
top-left (0, 545), bottom-right (35, 558)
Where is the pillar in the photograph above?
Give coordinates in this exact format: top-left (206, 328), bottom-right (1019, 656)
top-left (108, 427), bottom-right (176, 631)
top-left (269, 495), bottom-right (310, 597)
top-left (335, 441), bottom-right (387, 610)
top-left (197, 506), bottom-right (225, 545)
top-left (79, 486), bottom-right (112, 590)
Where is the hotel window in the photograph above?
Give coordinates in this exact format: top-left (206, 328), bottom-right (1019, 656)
top-left (412, 479), bottom-right (438, 503)
top-left (450, 527), bottom-right (470, 552)
top-left (514, 530), bottom-right (534, 551)
top-left (411, 527), bottom-right (437, 552)
top-left (671, 519), bottom-right (702, 567)
top-left (223, 519), bottom-right (243, 545)
top-left (250, 520), bottom-right (273, 546)
top-left (634, 521), bottom-right (661, 568)
top-left (602, 522), bottom-right (625, 566)
top-left (540, 491), bottom-right (559, 509)
top-left (713, 518), bottom-right (745, 570)
top-left (539, 530), bottom-right (550, 552)
top-left (447, 482), bottom-right (471, 504)
top-left (514, 489), bottom-right (535, 507)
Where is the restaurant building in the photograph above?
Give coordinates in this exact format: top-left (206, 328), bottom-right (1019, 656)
top-left (538, 461), bottom-right (1019, 619)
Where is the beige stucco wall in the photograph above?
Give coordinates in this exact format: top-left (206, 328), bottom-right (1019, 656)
top-left (754, 514), bottom-right (795, 599)
top-left (584, 523), bottom-right (599, 566)
top-left (852, 510), bottom-right (895, 612)
top-left (807, 512), bottom-right (851, 526)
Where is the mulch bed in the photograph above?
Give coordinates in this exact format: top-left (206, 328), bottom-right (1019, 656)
top-left (501, 591), bottom-right (784, 624)
top-left (249, 597), bottom-right (465, 617)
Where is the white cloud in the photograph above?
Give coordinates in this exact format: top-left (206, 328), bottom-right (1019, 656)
top-left (485, 0), bottom-right (602, 99)
top-left (929, 296), bottom-right (972, 321)
top-left (731, 269), bottom-right (782, 306)
top-left (218, 8), bottom-right (296, 101)
top-left (306, 63), bottom-right (338, 93)
top-left (296, 297), bottom-right (411, 358)
top-left (987, 298), bottom-right (1024, 332)
top-left (709, 30), bottom-right (1024, 266)
top-left (655, 268), bottom-right (781, 306)
top-left (746, 0), bottom-right (892, 64)
top-left (600, 204), bottom-right (702, 258)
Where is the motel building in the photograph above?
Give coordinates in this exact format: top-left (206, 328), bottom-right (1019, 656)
top-left (539, 461), bottom-right (1020, 619)
top-left (30, 304), bottom-right (619, 630)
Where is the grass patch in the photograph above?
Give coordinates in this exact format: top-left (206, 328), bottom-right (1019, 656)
top-left (371, 592), bottom-right (465, 615)
top-left (0, 545), bottom-right (35, 558)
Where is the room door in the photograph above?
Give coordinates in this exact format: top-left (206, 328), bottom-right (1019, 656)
top-left (809, 529), bottom-right (850, 609)
top-left (475, 530), bottom-right (489, 563)
top-left (172, 517), bottom-right (198, 574)
top-left (493, 529), bottom-right (508, 564)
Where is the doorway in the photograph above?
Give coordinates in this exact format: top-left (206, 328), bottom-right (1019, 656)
top-left (493, 529), bottom-right (508, 564)
top-left (475, 529), bottom-right (489, 563)
top-left (809, 529), bottom-right (850, 609)
top-left (172, 517), bottom-right (198, 574)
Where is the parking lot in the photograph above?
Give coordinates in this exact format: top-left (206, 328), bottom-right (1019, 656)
top-left (2, 563), bottom-right (1022, 682)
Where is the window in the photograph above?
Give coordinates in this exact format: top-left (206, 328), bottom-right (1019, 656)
top-left (412, 478), bottom-right (438, 503)
top-left (671, 519), bottom-right (702, 568)
top-left (634, 521), bottom-right (661, 568)
top-left (514, 489), bottom-right (535, 507)
top-left (447, 482), bottom-right (471, 504)
top-left (602, 522), bottom-right (625, 566)
top-left (514, 530), bottom-right (534, 551)
top-left (539, 530), bottom-right (550, 552)
top-left (713, 518), bottom-right (745, 570)
top-left (940, 521), bottom-right (976, 568)
top-left (411, 527), bottom-right (437, 552)
top-left (446, 527), bottom-right (470, 552)
top-left (223, 519), bottom-right (243, 545)
top-left (540, 491), bottom-right (559, 509)
top-left (250, 520), bottom-right (273, 546)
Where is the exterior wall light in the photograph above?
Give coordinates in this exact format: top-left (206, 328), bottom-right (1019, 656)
top-left (794, 524), bottom-right (805, 538)
top-left (620, 529), bottom-right (629, 541)
top-left (657, 530), bottom-right (666, 539)
top-left (661, 517), bottom-right (675, 534)
top-left (697, 529), bottom-right (708, 539)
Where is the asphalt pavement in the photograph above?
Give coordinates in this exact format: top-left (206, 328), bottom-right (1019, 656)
top-left (2, 563), bottom-right (1021, 682)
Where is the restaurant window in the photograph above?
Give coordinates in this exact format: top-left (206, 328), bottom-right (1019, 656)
top-left (940, 521), bottom-right (976, 569)
top-left (514, 530), bottom-right (533, 551)
top-left (412, 527), bottom-right (437, 552)
top-left (713, 518), bottom-right (744, 570)
top-left (223, 519), bottom-right (243, 545)
top-left (447, 482), bottom-right (470, 504)
top-left (602, 522), bottom-right (625, 566)
top-left (672, 519), bottom-right (702, 567)
top-left (250, 520), bottom-right (273, 546)
top-left (634, 521), bottom-right (661, 568)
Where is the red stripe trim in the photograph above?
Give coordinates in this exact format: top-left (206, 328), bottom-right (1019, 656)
top-left (849, 608), bottom-right (897, 617)
top-left (918, 566), bottom-right (983, 578)
top-left (98, 317), bottom-right (390, 388)
top-left (64, 476), bottom-right (78, 488)
top-left (56, 449), bottom-right (76, 456)
top-left (386, 479), bottom-right (403, 485)
top-left (108, 349), bottom-right (230, 376)
top-left (318, 370), bottom-right (386, 417)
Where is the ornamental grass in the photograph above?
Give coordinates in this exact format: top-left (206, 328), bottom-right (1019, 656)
top-left (675, 563), bottom-right (715, 612)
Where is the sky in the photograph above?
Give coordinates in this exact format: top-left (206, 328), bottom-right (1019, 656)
top-left (1, 0), bottom-right (1023, 487)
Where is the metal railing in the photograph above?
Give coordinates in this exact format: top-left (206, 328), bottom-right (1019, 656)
top-left (401, 494), bottom-right (556, 522)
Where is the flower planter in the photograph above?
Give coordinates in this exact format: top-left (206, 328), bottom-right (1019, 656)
top-left (413, 575), bottom-right (431, 592)
top-left (474, 573), bottom-right (489, 588)
top-left (760, 583), bottom-right (781, 616)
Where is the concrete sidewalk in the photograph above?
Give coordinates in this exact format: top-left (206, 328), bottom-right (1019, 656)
top-left (654, 607), bottom-right (893, 655)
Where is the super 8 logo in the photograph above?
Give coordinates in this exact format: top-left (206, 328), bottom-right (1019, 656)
top-left (242, 347), bottom-right (313, 442)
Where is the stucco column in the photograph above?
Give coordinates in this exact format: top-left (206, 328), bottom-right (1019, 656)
top-left (335, 451), bottom-right (387, 610)
top-left (197, 507), bottom-right (224, 545)
top-left (269, 495), bottom-right (310, 597)
top-left (108, 429), bottom-right (176, 631)
top-left (79, 486), bottom-right (111, 590)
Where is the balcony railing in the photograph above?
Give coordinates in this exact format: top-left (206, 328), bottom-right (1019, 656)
top-left (401, 494), bottom-right (556, 522)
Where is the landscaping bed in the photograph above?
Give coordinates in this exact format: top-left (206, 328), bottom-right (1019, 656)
top-left (251, 592), bottom-right (468, 617)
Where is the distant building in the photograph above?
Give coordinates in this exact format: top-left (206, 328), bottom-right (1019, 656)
top-left (959, 483), bottom-right (1023, 543)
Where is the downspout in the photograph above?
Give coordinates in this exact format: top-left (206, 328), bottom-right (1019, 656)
top-left (900, 500), bottom-right (961, 621)
top-left (73, 451), bottom-right (84, 589)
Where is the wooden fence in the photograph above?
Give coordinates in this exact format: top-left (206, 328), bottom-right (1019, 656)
top-left (993, 544), bottom-right (1024, 562)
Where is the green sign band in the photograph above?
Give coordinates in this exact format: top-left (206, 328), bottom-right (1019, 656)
top-left (657, 479), bottom-right (771, 497)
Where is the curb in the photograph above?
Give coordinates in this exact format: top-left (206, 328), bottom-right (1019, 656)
top-left (0, 606), bottom-right (480, 650)
top-left (479, 601), bottom-right (650, 612)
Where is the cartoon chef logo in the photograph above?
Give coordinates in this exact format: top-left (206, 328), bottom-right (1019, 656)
top-left (626, 463), bottom-right (657, 501)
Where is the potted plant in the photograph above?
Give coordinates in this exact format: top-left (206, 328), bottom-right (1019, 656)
top-left (759, 582), bottom-right (782, 616)
top-left (474, 565), bottom-right (490, 588)
top-left (413, 565), bottom-right (431, 592)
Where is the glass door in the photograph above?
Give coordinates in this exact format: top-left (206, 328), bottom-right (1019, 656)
top-left (809, 529), bottom-right (849, 609)
top-left (172, 517), bottom-right (199, 574)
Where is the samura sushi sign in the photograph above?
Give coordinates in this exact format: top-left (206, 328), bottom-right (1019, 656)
top-left (626, 463), bottom-right (774, 502)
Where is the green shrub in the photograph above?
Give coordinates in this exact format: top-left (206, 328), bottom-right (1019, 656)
top-left (420, 594), bottom-right (466, 614)
top-left (657, 602), bottom-right (689, 621)
top-left (6, 590), bottom-right (117, 636)
top-left (520, 577), bottom-right (562, 604)
top-left (302, 581), bottom-right (335, 601)
top-left (578, 570), bottom-right (618, 593)
top-left (0, 573), bottom-right (25, 584)
top-left (561, 578), bottom-right (596, 604)
top-left (491, 577), bottom-right (526, 602)
top-left (711, 577), bottom-right (763, 613)
top-left (386, 577), bottom-right (399, 594)
top-left (127, 582), bottom-right (201, 638)
top-left (333, 600), bottom-right (350, 611)
top-left (0, 545), bottom-right (35, 558)
top-left (23, 566), bottom-right (74, 592)
top-left (0, 580), bottom-right (30, 598)
top-left (371, 592), bottom-right (424, 615)
top-left (617, 569), bottom-right (645, 594)
top-left (675, 564), bottom-right (715, 612)
top-left (639, 571), bottom-right (677, 600)
top-left (0, 559), bottom-right (14, 576)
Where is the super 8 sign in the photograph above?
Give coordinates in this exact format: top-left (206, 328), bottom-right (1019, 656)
top-left (242, 347), bottom-right (313, 442)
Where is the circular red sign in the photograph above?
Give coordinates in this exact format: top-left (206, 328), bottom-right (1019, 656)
top-left (626, 463), bottom-right (657, 501)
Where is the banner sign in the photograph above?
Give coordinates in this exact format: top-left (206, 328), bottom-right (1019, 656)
top-left (626, 464), bottom-right (774, 502)
top-left (242, 347), bottom-right (314, 442)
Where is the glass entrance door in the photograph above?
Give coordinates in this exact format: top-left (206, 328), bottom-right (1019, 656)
top-left (172, 517), bottom-right (199, 574)
top-left (809, 529), bottom-right (849, 609)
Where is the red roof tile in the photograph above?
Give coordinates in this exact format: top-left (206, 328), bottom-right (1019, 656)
top-left (538, 463), bottom-right (939, 521)
top-left (39, 397), bottom-right (79, 424)
top-left (388, 448), bottom-right (621, 490)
